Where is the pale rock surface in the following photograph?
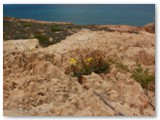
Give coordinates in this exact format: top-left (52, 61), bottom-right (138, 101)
top-left (3, 38), bottom-right (39, 53)
top-left (3, 29), bottom-right (155, 116)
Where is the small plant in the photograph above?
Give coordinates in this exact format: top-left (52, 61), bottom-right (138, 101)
top-left (131, 64), bottom-right (154, 88)
top-left (50, 25), bottom-right (63, 31)
top-left (67, 48), bottom-right (113, 78)
top-left (116, 62), bottom-right (130, 73)
top-left (35, 34), bottom-right (50, 47)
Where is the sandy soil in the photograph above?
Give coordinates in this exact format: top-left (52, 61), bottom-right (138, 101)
top-left (3, 29), bottom-right (155, 116)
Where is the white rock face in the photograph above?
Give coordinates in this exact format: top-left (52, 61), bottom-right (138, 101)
top-left (3, 29), bottom-right (155, 116)
top-left (3, 38), bottom-right (39, 53)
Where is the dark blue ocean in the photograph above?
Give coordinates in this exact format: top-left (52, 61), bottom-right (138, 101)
top-left (3, 4), bottom-right (155, 26)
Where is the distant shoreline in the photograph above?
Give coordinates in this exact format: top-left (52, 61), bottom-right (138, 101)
top-left (4, 16), bottom-right (155, 32)
top-left (3, 16), bottom-right (142, 30)
top-left (3, 16), bottom-right (155, 41)
top-left (3, 16), bottom-right (73, 25)
top-left (4, 16), bottom-right (144, 27)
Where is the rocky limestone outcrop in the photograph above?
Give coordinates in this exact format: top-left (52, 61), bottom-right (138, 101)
top-left (3, 38), bottom-right (39, 53)
top-left (3, 29), bottom-right (155, 116)
top-left (143, 23), bottom-right (155, 34)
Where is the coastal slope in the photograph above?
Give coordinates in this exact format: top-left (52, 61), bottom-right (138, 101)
top-left (3, 26), bottom-right (155, 116)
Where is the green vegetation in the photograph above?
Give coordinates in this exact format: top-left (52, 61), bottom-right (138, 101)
top-left (116, 62), bottom-right (154, 89)
top-left (21, 22), bottom-right (32, 27)
top-left (67, 48), bottom-right (113, 78)
top-left (116, 62), bottom-right (130, 73)
top-left (50, 25), bottom-right (63, 31)
top-left (131, 64), bottom-right (154, 88)
top-left (4, 17), bottom-right (75, 41)
top-left (34, 34), bottom-right (50, 47)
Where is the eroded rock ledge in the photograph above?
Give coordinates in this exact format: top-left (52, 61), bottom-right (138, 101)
top-left (3, 27), bottom-right (155, 116)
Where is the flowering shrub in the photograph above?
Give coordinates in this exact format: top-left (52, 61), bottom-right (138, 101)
top-left (66, 48), bottom-right (113, 78)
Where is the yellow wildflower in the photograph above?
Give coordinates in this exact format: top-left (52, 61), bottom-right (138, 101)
top-left (87, 57), bottom-right (92, 62)
top-left (84, 57), bottom-right (92, 66)
top-left (69, 58), bottom-right (77, 65)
